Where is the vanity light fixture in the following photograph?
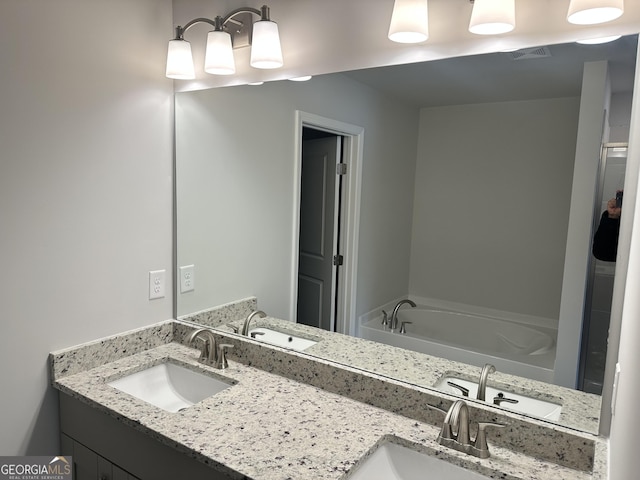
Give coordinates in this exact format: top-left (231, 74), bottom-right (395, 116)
top-left (567, 0), bottom-right (624, 25)
top-left (166, 4), bottom-right (283, 80)
top-left (288, 76), bottom-right (312, 81)
top-left (388, 0), bottom-right (429, 44)
top-left (468, 0), bottom-right (516, 35)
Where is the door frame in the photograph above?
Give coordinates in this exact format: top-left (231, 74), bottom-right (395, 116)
top-left (290, 111), bottom-right (364, 336)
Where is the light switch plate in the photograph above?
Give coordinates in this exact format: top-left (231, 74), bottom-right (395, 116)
top-left (149, 269), bottom-right (166, 300)
top-left (179, 264), bottom-right (195, 293)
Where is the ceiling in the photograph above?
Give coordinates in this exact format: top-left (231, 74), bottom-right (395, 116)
top-left (341, 35), bottom-right (637, 108)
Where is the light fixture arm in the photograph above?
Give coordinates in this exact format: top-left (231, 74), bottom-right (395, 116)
top-left (221, 6), bottom-right (264, 24)
top-left (173, 5), bottom-right (270, 40)
top-left (174, 18), bottom-right (217, 40)
top-left (166, 4), bottom-right (282, 79)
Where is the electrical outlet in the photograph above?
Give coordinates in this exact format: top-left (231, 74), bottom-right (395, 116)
top-left (179, 264), bottom-right (195, 293)
top-left (149, 269), bottom-right (166, 300)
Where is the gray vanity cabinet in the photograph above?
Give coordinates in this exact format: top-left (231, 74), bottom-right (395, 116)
top-left (58, 393), bottom-right (235, 480)
top-left (61, 434), bottom-right (139, 480)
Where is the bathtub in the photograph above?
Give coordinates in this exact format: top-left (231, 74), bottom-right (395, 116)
top-left (360, 307), bottom-right (556, 382)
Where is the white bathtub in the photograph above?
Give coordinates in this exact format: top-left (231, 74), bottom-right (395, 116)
top-left (360, 308), bottom-right (556, 382)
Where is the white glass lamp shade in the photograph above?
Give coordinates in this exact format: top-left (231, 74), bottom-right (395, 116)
top-left (388, 0), bottom-right (429, 43)
top-left (250, 20), bottom-right (283, 69)
top-left (567, 0), bottom-right (624, 25)
top-left (166, 39), bottom-right (195, 80)
top-left (204, 30), bottom-right (236, 75)
top-left (469, 0), bottom-right (515, 35)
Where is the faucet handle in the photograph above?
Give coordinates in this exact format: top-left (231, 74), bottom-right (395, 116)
top-left (426, 403), bottom-right (453, 437)
top-left (426, 403), bottom-right (455, 440)
top-left (446, 381), bottom-right (470, 397)
top-left (215, 344), bottom-right (234, 369)
top-left (381, 310), bottom-right (388, 327)
top-left (493, 393), bottom-right (519, 406)
top-left (474, 422), bottom-right (505, 457)
top-left (226, 324), bottom-right (239, 334)
top-left (399, 321), bottom-right (412, 334)
top-left (426, 403), bottom-right (448, 416)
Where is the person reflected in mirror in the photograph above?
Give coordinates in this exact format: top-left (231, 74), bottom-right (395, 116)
top-left (592, 190), bottom-right (622, 262)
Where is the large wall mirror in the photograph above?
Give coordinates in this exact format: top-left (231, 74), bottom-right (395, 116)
top-left (175, 35), bottom-right (638, 435)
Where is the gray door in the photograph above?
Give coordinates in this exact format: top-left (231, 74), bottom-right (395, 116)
top-left (297, 135), bottom-right (342, 331)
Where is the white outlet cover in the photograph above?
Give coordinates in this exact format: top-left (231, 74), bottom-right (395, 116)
top-left (149, 270), bottom-right (166, 300)
top-left (180, 265), bottom-right (195, 293)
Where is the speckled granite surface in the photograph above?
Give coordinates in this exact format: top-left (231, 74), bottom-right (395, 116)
top-left (178, 297), bottom-right (256, 328)
top-left (210, 310), bottom-right (601, 434)
top-left (50, 320), bottom-right (608, 479)
top-left (192, 326), bottom-right (598, 473)
top-left (51, 334), bottom-right (604, 480)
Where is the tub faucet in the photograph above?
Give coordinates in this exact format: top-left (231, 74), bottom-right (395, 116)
top-left (188, 328), bottom-right (218, 366)
top-left (436, 399), bottom-right (504, 459)
top-left (390, 299), bottom-right (416, 331)
top-left (241, 310), bottom-right (266, 336)
top-left (477, 363), bottom-right (496, 401)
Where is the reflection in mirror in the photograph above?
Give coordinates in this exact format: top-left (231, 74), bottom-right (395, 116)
top-left (176, 36), bottom-right (637, 434)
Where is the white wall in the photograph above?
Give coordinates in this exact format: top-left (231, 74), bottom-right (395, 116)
top-left (410, 98), bottom-right (579, 320)
top-left (610, 92), bottom-right (634, 141)
top-left (609, 43), bottom-right (640, 479)
top-left (0, 0), bottom-right (174, 455)
top-left (555, 62), bottom-right (612, 388)
top-left (175, 74), bottom-right (419, 320)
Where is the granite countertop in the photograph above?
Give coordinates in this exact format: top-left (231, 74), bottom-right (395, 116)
top-left (214, 313), bottom-right (601, 434)
top-left (50, 324), bottom-right (601, 480)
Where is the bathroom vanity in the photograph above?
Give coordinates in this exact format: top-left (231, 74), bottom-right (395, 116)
top-left (50, 318), bottom-right (605, 480)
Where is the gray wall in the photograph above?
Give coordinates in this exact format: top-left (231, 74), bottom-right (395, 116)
top-left (0, 0), bottom-right (174, 454)
top-left (176, 74), bottom-right (419, 320)
top-left (410, 98), bottom-right (580, 321)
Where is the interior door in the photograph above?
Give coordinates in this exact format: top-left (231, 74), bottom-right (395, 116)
top-left (297, 135), bottom-right (341, 331)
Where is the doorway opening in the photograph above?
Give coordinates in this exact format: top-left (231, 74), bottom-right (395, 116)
top-left (296, 128), bottom-right (345, 332)
top-left (579, 142), bottom-right (628, 394)
top-left (291, 111), bottom-right (364, 336)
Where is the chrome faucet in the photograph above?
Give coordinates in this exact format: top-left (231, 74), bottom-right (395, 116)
top-left (439, 400), bottom-right (471, 447)
top-left (436, 400), bottom-right (504, 459)
top-left (477, 363), bottom-right (496, 401)
top-left (390, 299), bottom-right (416, 331)
top-left (188, 328), bottom-right (218, 366)
top-left (241, 310), bottom-right (266, 336)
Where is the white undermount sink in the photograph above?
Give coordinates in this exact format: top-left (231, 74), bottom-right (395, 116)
top-left (108, 360), bottom-right (234, 412)
top-left (248, 327), bottom-right (317, 351)
top-left (433, 376), bottom-right (562, 421)
top-left (348, 441), bottom-right (489, 480)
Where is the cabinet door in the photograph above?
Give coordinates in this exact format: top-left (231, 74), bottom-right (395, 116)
top-left (97, 455), bottom-right (140, 480)
top-left (62, 433), bottom-right (140, 480)
top-left (112, 465), bottom-right (140, 480)
top-left (73, 441), bottom-right (99, 480)
top-left (98, 456), bottom-right (113, 480)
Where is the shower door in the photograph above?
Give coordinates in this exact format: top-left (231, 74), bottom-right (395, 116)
top-left (579, 143), bottom-right (627, 394)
